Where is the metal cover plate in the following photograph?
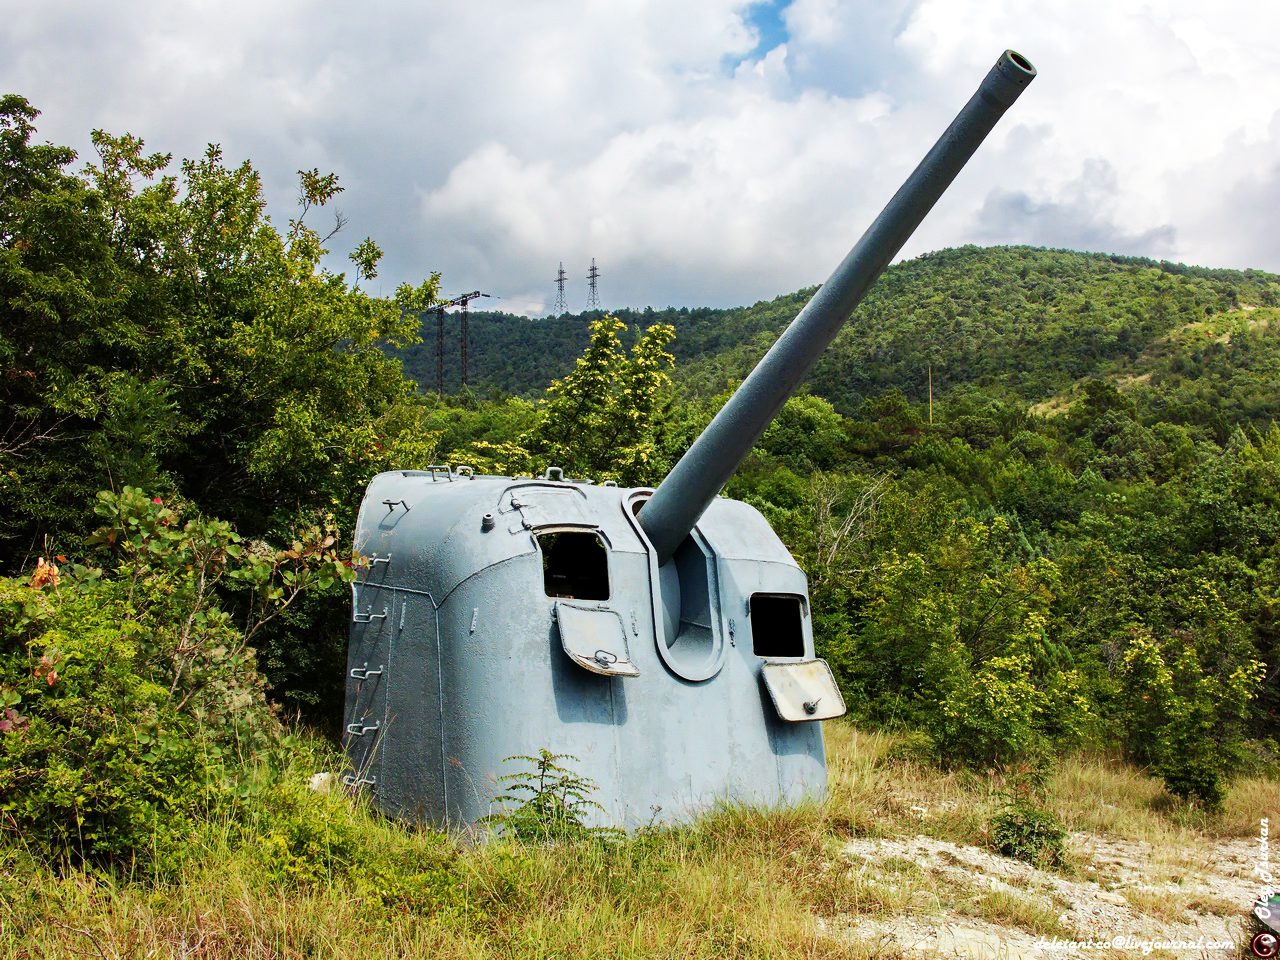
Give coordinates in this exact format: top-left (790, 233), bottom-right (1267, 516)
top-left (760, 659), bottom-right (846, 721)
top-left (507, 487), bottom-right (589, 532)
top-left (555, 601), bottom-right (640, 677)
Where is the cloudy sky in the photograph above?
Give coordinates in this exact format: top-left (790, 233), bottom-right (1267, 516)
top-left (4, 1), bottom-right (1278, 315)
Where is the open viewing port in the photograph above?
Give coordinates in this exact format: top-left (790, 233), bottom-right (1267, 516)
top-left (750, 594), bottom-right (805, 658)
top-left (538, 530), bottom-right (610, 600)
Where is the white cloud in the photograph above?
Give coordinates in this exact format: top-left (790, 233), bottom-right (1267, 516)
top-left (892, 0), bottom-right (1280, 267)
top-left (2, 0), bottom-right (1279, 312)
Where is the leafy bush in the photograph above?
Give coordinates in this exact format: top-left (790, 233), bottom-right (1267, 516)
top-left (0, 577), bottom-right (215, 870)
top-left (1117, 596), bottom-right (1264, 811)
top-left (241, 772), bottom-right (472, 919)
top-left (930, 653), bottom-right (1051, 768)
top-left (886, 730), bottom-right (940, 764)
top-left (0, 488), bottom-right (356, 871)
top-left (249, 776), bottom-right (366, 886)
top-left (989, 761), bottom-right (1067, 867)
top-left (990, 800), bottom-right (1067, 868)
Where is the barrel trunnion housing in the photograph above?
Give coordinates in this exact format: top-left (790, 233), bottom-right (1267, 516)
top-left (344, 50), bottom-right (1037, 829)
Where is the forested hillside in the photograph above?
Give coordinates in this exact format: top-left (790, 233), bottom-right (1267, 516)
top-left (402, 247), bottom-right (1280, 426)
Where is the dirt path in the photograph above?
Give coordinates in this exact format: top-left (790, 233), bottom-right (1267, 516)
top-left (823, 832), bottom-right (1261, 959)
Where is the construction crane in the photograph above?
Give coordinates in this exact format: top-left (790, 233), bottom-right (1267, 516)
top-left (434, 291), bottom-right (490, 393)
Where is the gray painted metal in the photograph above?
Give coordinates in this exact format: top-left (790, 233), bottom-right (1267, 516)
top-left (346, 469), bottom-right (827, 828)
top-left (639, 49), bottom-right (1037, 565)
top-left (344, 50), bottom-right (1036, 831)
top-left (556, 600), bottom-right (641, 677)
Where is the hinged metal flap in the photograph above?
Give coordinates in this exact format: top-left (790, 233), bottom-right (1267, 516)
top-left (555, 601), bottom-right (640, 677)
top-left (760, 658), bottom-right (846, 721)
top-left (507, 487), bottom-right (589, 532)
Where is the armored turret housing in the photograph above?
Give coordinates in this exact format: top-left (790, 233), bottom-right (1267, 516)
top-left (345, 50), bottom-right (1037, 829)
top-left (345, 467), bottom-right (836, 826)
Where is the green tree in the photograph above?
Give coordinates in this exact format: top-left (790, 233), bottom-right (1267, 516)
top-left (1114, 579), bottom-right (1264, 808)
top-left (0, 96), bottom-right (439, 565)
top-left (522, 316), bottom-right (676, 485)
top-left (0, 99), bottom-right (442, 722)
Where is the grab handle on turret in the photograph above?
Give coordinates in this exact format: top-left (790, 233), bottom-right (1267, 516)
top-left (638, 50), bottom-right (1036, 565)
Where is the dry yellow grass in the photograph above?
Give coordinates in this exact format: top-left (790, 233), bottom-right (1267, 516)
top-left (955, 888), bottom-right (1070, 937)
top-left (1121, 886), bottom-right (1189, 923)
top-left (1, 723), bottom-right (1273, 959)
top-left (821, 724), bottom-right (995, 848)
top-left (1219, 775), bottom-right (1280, 838)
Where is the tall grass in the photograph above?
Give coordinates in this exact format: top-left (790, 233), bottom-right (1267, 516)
top-left (1, 723), bottom-right (1273, 959)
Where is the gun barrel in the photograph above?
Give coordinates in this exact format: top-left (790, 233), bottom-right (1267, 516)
top-left (638, 49), bottom-right (1035, 566)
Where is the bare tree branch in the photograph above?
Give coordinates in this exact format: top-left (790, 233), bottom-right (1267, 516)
top-left (810, 471), bottom-right (889, 588)
top-left (320, 209), bottom-right (347, 245)
top-left (0, 413), bottom-right (72, 459)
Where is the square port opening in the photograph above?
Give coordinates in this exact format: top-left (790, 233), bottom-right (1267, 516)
top-left (750, 593), bottom-right (805, 658)
top-left (538, 530), bottom-right (610, 600)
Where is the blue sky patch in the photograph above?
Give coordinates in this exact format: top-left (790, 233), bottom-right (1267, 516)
top-left (731, 0), bottom-right (790, 68)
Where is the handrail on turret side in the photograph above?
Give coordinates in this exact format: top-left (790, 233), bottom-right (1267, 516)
top-left (637, 50), bottom-right (1037, 566)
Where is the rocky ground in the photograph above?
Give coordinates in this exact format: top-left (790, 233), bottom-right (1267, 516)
top-left (820, 831), bottom-right (1264, 959)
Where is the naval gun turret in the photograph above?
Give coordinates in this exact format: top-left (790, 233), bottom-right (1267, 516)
top-left (344, 50), bottom-right (1036, 828)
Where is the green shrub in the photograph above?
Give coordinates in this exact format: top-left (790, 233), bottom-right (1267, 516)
top-left (0, 488), bottom-right (356, 871)
top-left (1118, 617), bottom-right (1263, 811)
top-left (990, 800), bottom-right (1067, 868)
top-left (930, 653), bottom-right (1050, 768)
top-left (989, 761), bottom-right (1066, 867)
top-left (237, 771), bottom-right (473, 918)
top-left (886, 730), bottom-right (939, 764)
top-left (0, 578), bottom-right (215, 871)
top-left (249, 776), bottom-right (365, 886)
